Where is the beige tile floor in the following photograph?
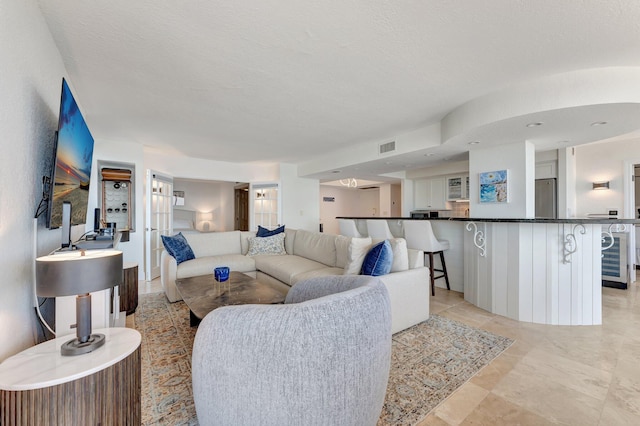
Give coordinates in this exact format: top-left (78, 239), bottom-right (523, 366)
top-left (139, 275), bottom-right (640, 425)
top-left (421, 277), bottom-right (640, 426)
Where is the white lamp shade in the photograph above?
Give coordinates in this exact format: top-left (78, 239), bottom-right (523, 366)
top-left (36, 250), bottom-right (123, 297)
top-left (198, 212), bottom-right (213, 221)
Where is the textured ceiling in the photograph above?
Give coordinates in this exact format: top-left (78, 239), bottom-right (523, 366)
top-left (36, 0), bottom-right (640, 178)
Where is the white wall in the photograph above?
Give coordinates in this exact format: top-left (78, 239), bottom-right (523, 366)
top-left (298, 123), bottom-right (441, 178)
top-left (319, 186), bottom-right (382, 234)
top-left (406, 160), bottom-right (469, 180)
top-left (144, 149), bottom-right (279, 183)
top-left (279, 163), bottom-right (320, 232)
top-left (319, 186), bottom-right (361, 235)
top-left (0, 0), bottom-right (71, 361)
top-left (469, 141), bottom-right (535, 218)
top-left (379, 184), bottom-right (391, 217)
top-left (575, 137), bottom-right (640, 217)
top-left (173, 179), bottom-right (236, 231)
top-left (359, 189), bottom-right (380, 217)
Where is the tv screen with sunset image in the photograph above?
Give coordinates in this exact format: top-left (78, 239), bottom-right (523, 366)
top-left (47, 78), bottom-right (95, 229)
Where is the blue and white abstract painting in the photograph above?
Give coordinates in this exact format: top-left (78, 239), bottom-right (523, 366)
top-left (479, 170), bottom-right (508, 203)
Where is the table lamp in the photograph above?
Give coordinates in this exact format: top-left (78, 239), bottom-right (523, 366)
top-left (36, 250), bottom-right (123, 356)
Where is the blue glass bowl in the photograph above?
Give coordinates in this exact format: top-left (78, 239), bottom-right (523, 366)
top-left (214, 266), bottom-right (230, 282)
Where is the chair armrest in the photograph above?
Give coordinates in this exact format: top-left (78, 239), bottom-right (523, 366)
top-left (160, 250), bottom-right (181, 302)
top-left (284, 274), bottom-right (382, 304)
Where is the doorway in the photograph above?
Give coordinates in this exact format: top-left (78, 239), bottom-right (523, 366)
top-left (145, 170), bottom-right (173, 281)
top-left (623, 160), bottom-right (640, 282)
top-left (235, 185), bottom-right (249, 231)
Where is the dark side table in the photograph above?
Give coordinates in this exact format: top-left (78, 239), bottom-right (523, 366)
top-left (0, 328), bottom-right (141, 425)
top-left (121, 262), bottom-right (139, 315)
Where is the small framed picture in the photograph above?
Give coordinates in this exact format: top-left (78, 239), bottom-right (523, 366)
top-left (479, 170), bottom-right (508, 203)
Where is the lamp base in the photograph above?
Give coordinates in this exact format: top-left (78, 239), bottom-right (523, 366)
top-left (61, 333), bottom-right (106, 356)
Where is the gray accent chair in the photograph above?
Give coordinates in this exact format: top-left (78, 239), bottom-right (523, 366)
top-left (192, 275), bottom-right (392, 426)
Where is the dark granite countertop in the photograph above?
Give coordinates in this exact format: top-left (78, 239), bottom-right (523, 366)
top-left (337, 216), bottom-right (640, 224)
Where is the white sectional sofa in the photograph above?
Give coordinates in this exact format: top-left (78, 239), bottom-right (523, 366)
top-left (161, 228), bottom-right (431, 333)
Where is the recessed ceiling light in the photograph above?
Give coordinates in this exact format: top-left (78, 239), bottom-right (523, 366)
top-left (591, 121), bottom-right (608, 126)
top-left (424, 153), bottom-right (435, 157)
top-left (468, 141), bottom-right (480, 145)
top-left (331, 170), bottom-right (341, 174)
top-left (385, 161), bottom-right (393, 165)
top-left (526, 122), bottom-right (543, 128)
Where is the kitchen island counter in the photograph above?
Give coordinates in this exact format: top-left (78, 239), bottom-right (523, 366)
top-left (338, 216), bottom-right (639, 326)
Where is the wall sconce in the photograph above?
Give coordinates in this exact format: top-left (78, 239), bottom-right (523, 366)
top-left (592, 181), bottom-right (610, 190)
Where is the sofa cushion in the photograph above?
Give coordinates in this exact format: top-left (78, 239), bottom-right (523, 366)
top-left (361, 240), bottom-right (393, 276)
top-left (257, 225), bottom-right (285, 237)
top-left (161, 232), bottom-right (195, 264)
top-left (185, 231), bottom-right (241, 257)
top-left (290, 267), bottom-right (344, 286)
top-left (292, 229), bottom-right (337, 266)
top-left (389, 238), bottom-right (409, 272)
top-left (247, 233), bottom-right (287, 256)
top-left (176, 254), bottom-right (256, 279)
top-left (344, 237), bottom-right (373, 275)
top-left (284, 228), bottom-right (296, 254)
top-left (240, 231), bottom-right (256, 255)
top-left (335, 235), bottom-right (350, 269)
top-left (254, 254), bottom-right (327, 285)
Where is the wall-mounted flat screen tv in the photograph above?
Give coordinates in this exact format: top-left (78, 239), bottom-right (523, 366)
top-left (47, 78), bottom-right (95, 229)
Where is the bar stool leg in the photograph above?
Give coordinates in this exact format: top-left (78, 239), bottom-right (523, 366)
top-left (427, 252), bottom-right (435, 296)
top-left (439, 251), bottom-right (450, 290)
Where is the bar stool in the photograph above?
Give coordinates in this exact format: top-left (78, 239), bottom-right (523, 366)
top-left (338, 219), bottom-right (364, 237)
top-left (366, 220), bottom-right (394, 240)
top-left (402, 220), bottom-right (450, 296)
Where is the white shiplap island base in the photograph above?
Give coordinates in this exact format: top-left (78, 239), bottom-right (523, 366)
top-left (465, 221), bottom-right (609, 325)
top-left (340, 217), bottom-right (639, 326)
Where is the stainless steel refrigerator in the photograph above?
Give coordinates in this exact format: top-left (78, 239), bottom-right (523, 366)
top-left (535, 178), bottom-right (557, 219)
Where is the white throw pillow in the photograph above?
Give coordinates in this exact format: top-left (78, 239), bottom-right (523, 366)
top-left (388, 238), bottom-right (409, 272)
top-left (335, 235), bottom-right (350, 269)
top-left (246, 233), bottom-right (286, 256)
top-left (344, 237), bottom-right (373, 275)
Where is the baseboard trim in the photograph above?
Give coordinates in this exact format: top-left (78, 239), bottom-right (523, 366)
top-left (602, 280), bottom-right (628, 290)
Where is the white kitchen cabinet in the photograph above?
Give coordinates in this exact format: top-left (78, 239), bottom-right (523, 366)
top-left (414, 177), bottom-right (446, 209)
top-left (447, 174), bottom-right (470, 200)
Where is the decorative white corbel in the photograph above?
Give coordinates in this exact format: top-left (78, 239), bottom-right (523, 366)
top-left (563, 224), bottom-right (586, 263)
top-left (465, 222), bottom-right (486, 257)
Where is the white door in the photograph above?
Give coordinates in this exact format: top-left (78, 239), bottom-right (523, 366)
top-left (250, 182), bottom-right (281, 231)
top-left (145, 170), bottom-right (173, 281)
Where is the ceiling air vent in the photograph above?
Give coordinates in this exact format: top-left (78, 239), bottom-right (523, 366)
top-left (379, 141), bottom-right (396, 155)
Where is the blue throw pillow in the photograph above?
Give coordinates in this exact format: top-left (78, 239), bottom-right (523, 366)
top-left (361, 240), bottom-right (393, 276)
top-left (257, 225), bottom-right (285, 237)
top-left (161, 232), bottom-right (195, 264)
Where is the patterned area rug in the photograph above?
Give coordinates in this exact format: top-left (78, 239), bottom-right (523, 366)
top-left (378, 315), bottom-right (513, 425)
top-left (135, 293), bottom-right (513, 426)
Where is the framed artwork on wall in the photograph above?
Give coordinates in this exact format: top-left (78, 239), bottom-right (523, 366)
top-left (479, 170), bottom-right (508, 203)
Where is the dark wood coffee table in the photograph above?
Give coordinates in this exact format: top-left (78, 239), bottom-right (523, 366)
top-left (175, 271), bottom-right (286, 326)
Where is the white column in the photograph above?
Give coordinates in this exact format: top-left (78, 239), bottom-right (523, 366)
top-left (469, 141), bottom-right (536, 218)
